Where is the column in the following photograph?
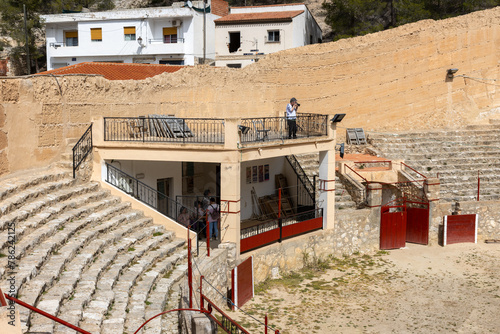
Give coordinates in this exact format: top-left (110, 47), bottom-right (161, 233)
top-left (220, 161), bottom-right (241, 254)
top-left (318, 149), bottom-right (336, 230)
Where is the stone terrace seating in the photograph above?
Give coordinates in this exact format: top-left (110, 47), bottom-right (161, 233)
top-left (0, 166), bottom-right (188, 334)
top-left (367, 124), bottom-right (500, 202)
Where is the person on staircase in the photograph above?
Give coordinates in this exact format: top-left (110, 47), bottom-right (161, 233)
top-left (206, 197), bottom-right (220, 240)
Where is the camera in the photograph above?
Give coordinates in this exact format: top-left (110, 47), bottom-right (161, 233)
top-left (296, 103), bottom-right (300, 107)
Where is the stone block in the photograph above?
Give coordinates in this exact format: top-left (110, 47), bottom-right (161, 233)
top-left (41, 104), bottom-right (63, 124)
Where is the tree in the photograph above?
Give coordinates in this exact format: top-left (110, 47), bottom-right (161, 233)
top-left (322, 0), bottom-right (500, 41)
top-left (0, 0), bottom-right (114, 75)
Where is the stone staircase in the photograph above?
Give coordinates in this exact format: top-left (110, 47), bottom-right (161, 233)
top-left (294, 153), bottom-right (357, 210)
top-left (367, 123), bottom-right (500, 202)
top-left (0, 165), bottom-right (188, 334)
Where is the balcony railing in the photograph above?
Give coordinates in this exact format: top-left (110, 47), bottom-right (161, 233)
top-left (240, 114), bottom-right (328, 144)
top-left (104, 116), bottom-right (225, 144)
top-left (148, 38), bottom-right (185, 44)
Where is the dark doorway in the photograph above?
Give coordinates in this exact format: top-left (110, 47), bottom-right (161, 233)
top-left (157, 177), bottom-right (173, 217)
top-left (229, 32), bottom-right (241, 53)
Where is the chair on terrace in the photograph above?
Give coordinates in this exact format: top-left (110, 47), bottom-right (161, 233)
top-left (252, 120), bottom-right (270, 141)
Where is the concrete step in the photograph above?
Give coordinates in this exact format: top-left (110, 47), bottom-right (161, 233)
top-left (0, 177), bottom-right (76, 217)
top-left (0, 167), bottom-right (70, 202)
top-left (0, 182), bottom-right (102, 237)
top-left (75, 236), bottom-right (184, 333)
top-left (29, 224), bottom-right (167, 334)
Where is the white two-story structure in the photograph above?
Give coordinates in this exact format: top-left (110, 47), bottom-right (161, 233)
top-left (214, 3), bottom-right (322, 68)
top-left (41, 0), bottom-right (228, 70)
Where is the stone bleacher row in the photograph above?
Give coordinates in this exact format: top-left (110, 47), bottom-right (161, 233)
top-left (0, 166), bottom-right (188, 334)
top-left (367, 123), bottom-right (500, 202)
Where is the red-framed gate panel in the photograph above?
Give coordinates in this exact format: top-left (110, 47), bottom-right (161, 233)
top-left (406, 207), bottom-right (429, 245)
top-left (380, 210), bottom-right (407, 250)
top-left (231, 256), bottom-right (254, 311)
top-left (444, 214), bottom-right (477, 245)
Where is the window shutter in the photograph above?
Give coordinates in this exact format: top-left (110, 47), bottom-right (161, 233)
top-left (65, 31), bottom-right (78, 38)
top-left (91, 28), bottom-right (102, 40)
top-left (163, 27), bottom-right (177, 35)
top-left (124, 26), bottom-right (136, 35)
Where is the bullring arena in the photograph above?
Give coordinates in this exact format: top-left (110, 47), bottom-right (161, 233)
top-left (0, 6), bottom-right (499, 334)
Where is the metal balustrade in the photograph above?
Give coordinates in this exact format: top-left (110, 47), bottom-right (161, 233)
top-left (240, 114), bottom-right (328, 144)
top-left (72, 124), bottom-right (93, 178)
top-left (104, 116), bottom-right (225, 144)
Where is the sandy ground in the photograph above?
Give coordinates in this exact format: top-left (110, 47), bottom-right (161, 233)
top-left (229, 242), bottom-right (500, 334)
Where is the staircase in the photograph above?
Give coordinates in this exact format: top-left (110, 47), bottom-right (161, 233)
top-left (368, 123), bottom-right (500, 202)
top-left (0, 165), bottom-right (188, 334)
top-left (294, 153), bottom-right (357, 210)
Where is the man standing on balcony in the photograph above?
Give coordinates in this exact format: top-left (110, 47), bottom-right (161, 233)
top-left (286, 97), bottom-right (299, 139)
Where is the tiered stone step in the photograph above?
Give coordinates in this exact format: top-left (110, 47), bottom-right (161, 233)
top-left (0, 166), bottom-right (187, 334)
top-left (368, 124), bottom-right (500, 202)
top-left (294, 153), bottom-right (357, 210)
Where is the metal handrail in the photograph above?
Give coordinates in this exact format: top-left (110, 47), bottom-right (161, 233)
top-left (72, 124), bottom-right (93, 178)
top-left (345, 164), bottom-right (370, 184)
top-left (104, 116), bottom-right (225, 144)
top-left (285, 155), bottom-right (315, 203)
top-left (240, 114), bottom-right (328, 143)
top-left (401, 162), bottom-right (427, 179)
top-left (4, 293), bottom-right (91, 334)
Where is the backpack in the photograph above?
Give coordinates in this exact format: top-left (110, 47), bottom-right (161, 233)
top-left (209, 204), bottom-right (220, 221)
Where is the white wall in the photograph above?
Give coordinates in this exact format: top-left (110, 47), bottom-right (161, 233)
top-left (240, 157), bottom-right (286, 220)
top-left (43, 6), bottom-right (218, 69)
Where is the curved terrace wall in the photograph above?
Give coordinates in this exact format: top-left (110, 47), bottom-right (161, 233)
top-left (0, 7), bottom-right (499, 176)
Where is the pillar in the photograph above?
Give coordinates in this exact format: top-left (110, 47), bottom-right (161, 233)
top-left (318, 149), bottom-right (336, 230)
top-left (220, 161), bottom-right (241, 254)
top-left (425, 177), bottom-right (441, 245)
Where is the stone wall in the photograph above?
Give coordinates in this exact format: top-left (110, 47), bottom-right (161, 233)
top-left (248, 208), bottom-right (380, 283)
top-left (431, 200), bottom-right (500, 244)
top-left (0, 8), bottom-right (499, 176)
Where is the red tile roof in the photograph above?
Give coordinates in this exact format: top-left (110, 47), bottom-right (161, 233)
top-left (215, 10), bottom-right (304, 24)
top-left (37, 62), bottom-right (184, 80)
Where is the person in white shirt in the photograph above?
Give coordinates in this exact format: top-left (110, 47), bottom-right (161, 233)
top-left (286, 97), bottom-right (299, 139)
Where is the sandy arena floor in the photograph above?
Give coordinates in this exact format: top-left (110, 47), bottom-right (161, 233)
top-left (229, 242), bottom-right (500, 334)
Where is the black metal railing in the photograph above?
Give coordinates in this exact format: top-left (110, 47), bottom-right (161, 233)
top-left (72, 124), bottom-right (93, 178)
top-left (286, 155), bottom-right (315, 206)
top-left (104, 116), bottom-right (225, 144)
top-left (240, 114), bottom-right (328, 144)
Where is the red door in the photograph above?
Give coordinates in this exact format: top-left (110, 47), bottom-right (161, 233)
top-left (380, 210), bottom-right (407, 250)
top-left (406, 207), bottom-right (429, 245)
top-left (231, 256), bottom-right (254, 310)
top-left (444, 214), bottom-right (477, 245)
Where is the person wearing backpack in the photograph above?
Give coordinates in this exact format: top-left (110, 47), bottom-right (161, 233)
top-left (206, 197), bottom-right (220, 240)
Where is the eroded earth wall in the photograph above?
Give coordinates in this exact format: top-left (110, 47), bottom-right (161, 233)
top-left (0, 8), bottom-right (499, 176)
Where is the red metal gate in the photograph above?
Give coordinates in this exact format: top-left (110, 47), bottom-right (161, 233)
top-left (444, 214), bottom-right (477, 245)
top-left (380, 196), bottom-right (429, 250)
top-left (380, 198), bottom-right (407, 250)
top-left (231, 256), bottom-right (254, 311)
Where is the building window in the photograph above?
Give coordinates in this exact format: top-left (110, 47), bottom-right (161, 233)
top-left (90, 28), bottom-right (102, 42)
top-left (65, 31), bottom-right (78, 46)
top-left (267, 30), bottom-right (280, 43)
top-left (124, 26), bottom-right (136, 41)
top-left (228, 32), bottom-right (240, 53)
top-left (163, 27), bottom-right (177, 44)
top-left (227, 63), bottom-right (241, 68)
top-left (160, 60), bottom-right (184, 65)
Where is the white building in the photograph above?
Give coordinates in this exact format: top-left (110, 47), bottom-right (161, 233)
top-left (214, 3), bottom-right (322, 68)
top-left (41, 0), bottom-right (228, 70)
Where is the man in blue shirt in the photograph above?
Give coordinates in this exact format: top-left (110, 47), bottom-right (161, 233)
top-left (286, 97), bottom-right (299, 139)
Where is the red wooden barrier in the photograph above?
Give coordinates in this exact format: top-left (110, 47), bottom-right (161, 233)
top-left (444, 214), bottom-right (477, 245)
